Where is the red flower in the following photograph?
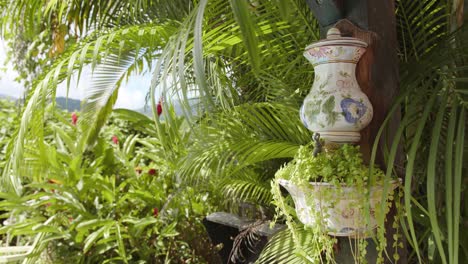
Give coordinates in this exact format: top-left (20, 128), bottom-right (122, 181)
top-left (157, 100), bottom-right (163, 116)
top-left (71, 112), bottom-right (78, 125)
top-left (148, 168), bottom-right (157, 176)
top-left (153, 208), bottom-right (159, 218)
top-left (112, 135), bottom-right (119, 145)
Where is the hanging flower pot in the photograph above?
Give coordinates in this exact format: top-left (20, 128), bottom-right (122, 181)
top-left (300, 27), bottom-right (373, 143)
top-left (273, 144), bottom-right (400, 238)
top-left (278, 179), bottom-right (399, 238)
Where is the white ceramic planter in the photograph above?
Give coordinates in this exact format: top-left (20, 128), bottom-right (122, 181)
top-left (278, 179), bottom-right (398, 237)
top-left (300, 28), bottom-right (373, 143)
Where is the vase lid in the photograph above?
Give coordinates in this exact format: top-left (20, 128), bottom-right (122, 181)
top-left (305, 27), bottom-right (367, 50)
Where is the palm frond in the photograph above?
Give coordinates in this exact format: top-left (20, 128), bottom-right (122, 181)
top-left (2, 24), bottom-right (176, 193)
top-left (372, 25), bottom-right (468, 262)
top-left (181, 103), bottom-right (311, 183)
top-left (150, 0), bottom-right (319, 115)
top-left (256, 227), bottom-right (320, 264)
top-left (177, 102), bottom-right (311, 210)
top-left (396, 0), bottom-right (450, 62)
top-left (220, 169), bottom-right (272, 207)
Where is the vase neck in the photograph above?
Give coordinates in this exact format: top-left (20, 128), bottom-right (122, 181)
top-left (314, 62), bottom-right (357, 74)
top-left (313, 63), bottom-right (357, 88)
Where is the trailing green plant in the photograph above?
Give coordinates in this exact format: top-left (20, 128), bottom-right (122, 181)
top-left (262, 144), bottom-right (399, 263)
top-left (0, 108), bottom-right (220, 263)
top-left (282, 144), bottom-right (385, 185)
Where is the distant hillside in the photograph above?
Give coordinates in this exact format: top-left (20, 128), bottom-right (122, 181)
top-left (0, 94), bottom-right (82, 112)
top-left (55, 97), bottom-right (81, 112)
top-left (0, 94), bottom-right (201, 116)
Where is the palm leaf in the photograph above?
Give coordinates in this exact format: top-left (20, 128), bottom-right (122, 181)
top-left (2, 23), bottom-right (176, 193)
top-left (256, 227), bottom-right (322, 264)
top-left (371, 25), bottom-right (468, 262)
top-left (151, 0), bottom-right (319, 115)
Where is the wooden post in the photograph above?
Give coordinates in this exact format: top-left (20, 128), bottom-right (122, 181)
top-left (306, 1), bottom-right (404, 263)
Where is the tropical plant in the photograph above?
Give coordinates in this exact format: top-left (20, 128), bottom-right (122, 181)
top-left (0, 0), bottom-right (467, 263)
top-left (265, 143), bottom-right (400, 263)
top-left (278, 144), bottom-right (386, 185)
top-left (0, 0), bottom-right (191, 87)
top-left (0, 99), bottom-right (18, 174)
top-left (0, 109), bottom-right (220, 263)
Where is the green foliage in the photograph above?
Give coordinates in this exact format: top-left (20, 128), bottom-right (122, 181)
top-left (0, 109), bottom-right (220, 263)
top-left (180, 102), bottom-right (311, 213)
top-left (265, 144), bottom-right (396, 263)
top-left (0, 100), bottom-right (18, 174)
top-left (256, 228), bottom-right (330, 264)
top-left (1, 0), bottom-right (467, 262)
top-left (0, 0), bottom-right (191, 86)
top-left (1, 23), bottom-right (177, 193)
top-left (373, 21), bottom-right (468, 263)
top-left (278, 144), bottom-right (385, 185)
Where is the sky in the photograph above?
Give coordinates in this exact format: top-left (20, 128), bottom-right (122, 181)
top-left (0, 41), bottom-right (151, 110)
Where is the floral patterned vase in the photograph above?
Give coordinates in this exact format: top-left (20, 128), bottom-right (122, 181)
top-left (278, 179), bottom-right (399, 237)
top-left (301, 28), bottom-right (372, 143)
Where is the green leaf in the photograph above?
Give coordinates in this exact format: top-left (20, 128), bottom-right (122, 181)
top-left (426, 92), bottom-right (448, 264)
top-left (228, 0), bottom-right (260, 72)
top-left (83, 224), bottom-right (112, 253)
top-left (115, 223), bottom-right (128, 263)
top-left (160, 222), bottom-right (179, 238)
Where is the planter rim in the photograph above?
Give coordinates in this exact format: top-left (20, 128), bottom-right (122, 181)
top-left (305, 38), bottom-right (368, 50)
top-left (278, 178), bottom-right (401, 188)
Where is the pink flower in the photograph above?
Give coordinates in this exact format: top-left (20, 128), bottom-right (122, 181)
top-left (309, 46), bottom-right (332, 58)
top-left (148, 168), bottom-right (157, 176)
top-left (71, 112), bottom-right (78, 125)
top-left (112, 135), bottom-right (119, 145)
top-left (153, 208), bottom-right (159, 218)
top-left (157, 100), bottom-right (163, 116)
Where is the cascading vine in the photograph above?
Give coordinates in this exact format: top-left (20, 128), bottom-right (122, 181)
top-left (268, 27), bottom-right (402, 263)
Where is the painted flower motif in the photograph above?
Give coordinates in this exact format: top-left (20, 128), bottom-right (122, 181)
top-left (71, 112), bottom-right (78, 125)
top-left (148, 168), bottom-right (157, 176)
top-left (341, 208), bottom-right (355, 219)
top-left (340, 98), bottom-right (367, 124)
top-left (308, 47), bottom-right (332, 58)
top-left (112, 135), bottom-right (119, 145)
top-left (153, 207), bottom-right (159, 218)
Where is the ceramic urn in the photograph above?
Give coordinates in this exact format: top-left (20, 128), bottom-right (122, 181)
top-left (300, 28), bottom-right (372, 143)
